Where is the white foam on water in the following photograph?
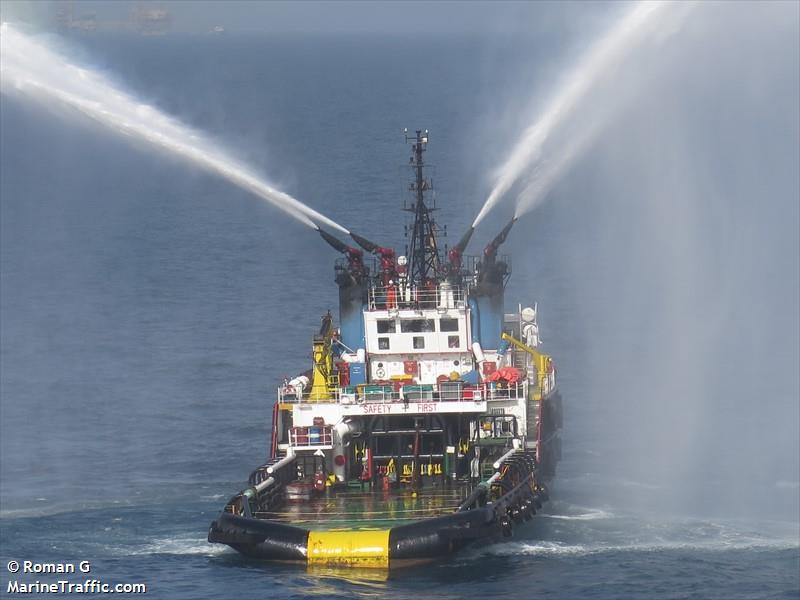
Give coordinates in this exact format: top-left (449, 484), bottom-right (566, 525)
top-left (490, 541), bottom-right (592, 557)
top-left (200, 494), bottom-right (226, 500)
top-left (124, 536), bottom-right (229, 557)
top-left (0, 23), bottom-right (348, 234)
top-left (482, 513), bottom-right (800, 560)
top-left (490, 536), bottom-right (800, 559)
top-left (541, 508), bottom-right (615, 521)
top-left (0, 499), bottom-right (132, 519)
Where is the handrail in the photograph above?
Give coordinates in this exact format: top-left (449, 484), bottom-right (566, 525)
top-left (230, 454), bottom-right (299, 517)
top-left (278, 381), bottom-right (527, 405)
top-left (288, 426), bottom-right (334, 447)
top-left (266, 453), bottom-right (296, 475)
top-left (367, 283), bottom-right (470, 311)
top-left (458, 450), bottom-right (536, 512)
top-left (269, 402), bottom-right (279, 459)
top-left (493, 448), bottom-right (518, 470)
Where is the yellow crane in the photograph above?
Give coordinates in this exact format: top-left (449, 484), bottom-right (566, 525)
top-left (500, 332), bottom-right (554, 400)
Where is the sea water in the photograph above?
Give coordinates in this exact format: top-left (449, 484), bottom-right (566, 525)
top-left (1, 14), bottom-right (798, 599)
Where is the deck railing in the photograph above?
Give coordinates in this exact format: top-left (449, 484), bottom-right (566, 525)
top-left (367, 283), bottom-right (469, 311)
top-left (278, 381), bottom-right (526, 405)
top-left (288, 425), bottom-right (333, 447)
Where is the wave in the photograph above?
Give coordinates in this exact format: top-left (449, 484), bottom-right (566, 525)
top-left (459, 507), bottom-right (800, 563)
top-left (541, 508), bottom-right (615, 521)
top-left (124, 536), bottom-right (229, 557)
top-left (486, 533), bottom-right (800, 559)
top-left (0, 500), bottom-right (134, 520)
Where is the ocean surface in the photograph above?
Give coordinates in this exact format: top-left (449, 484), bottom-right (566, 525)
top-left (2, 27), bottom-right (799, 599)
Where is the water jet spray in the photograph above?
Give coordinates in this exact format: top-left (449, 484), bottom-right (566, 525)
top-left (471, 1), bottom-right (693, 228)
top-left (0, 24), bottom-right (349, 235)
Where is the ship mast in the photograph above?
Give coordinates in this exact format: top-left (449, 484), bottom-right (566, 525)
top-left (405, 129), bottom-right (441, 284)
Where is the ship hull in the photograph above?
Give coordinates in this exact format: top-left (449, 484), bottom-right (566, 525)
top-left (209, 492), bottom-right (544, 568)
top-left (209, 507), bottom-right (496, 567)
top-left (209, 450), bottom-right (548, 568)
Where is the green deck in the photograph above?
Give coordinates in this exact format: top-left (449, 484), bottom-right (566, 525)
top-left (255, 482), bottom-right (474, 530)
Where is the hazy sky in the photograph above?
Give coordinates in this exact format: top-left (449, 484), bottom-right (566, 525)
top-left (1, 0), bottom-right (615, 35)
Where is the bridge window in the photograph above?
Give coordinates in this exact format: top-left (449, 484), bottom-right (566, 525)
top-left (378, 337), bottom-right (390, 350)
top-left (439, 318), bottom-right (459, 332)
top-left (448, 335), bottom-right (460, 348)
top-left (377, 320), bottom-right (396, 334)
top-left (413, 336), bottom-right (425, 349)
top-left (401, 319), bottom-right (435, 333)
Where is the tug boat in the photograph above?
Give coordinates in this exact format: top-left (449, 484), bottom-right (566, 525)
top-left (208, 131), bottom-right (563, 568)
